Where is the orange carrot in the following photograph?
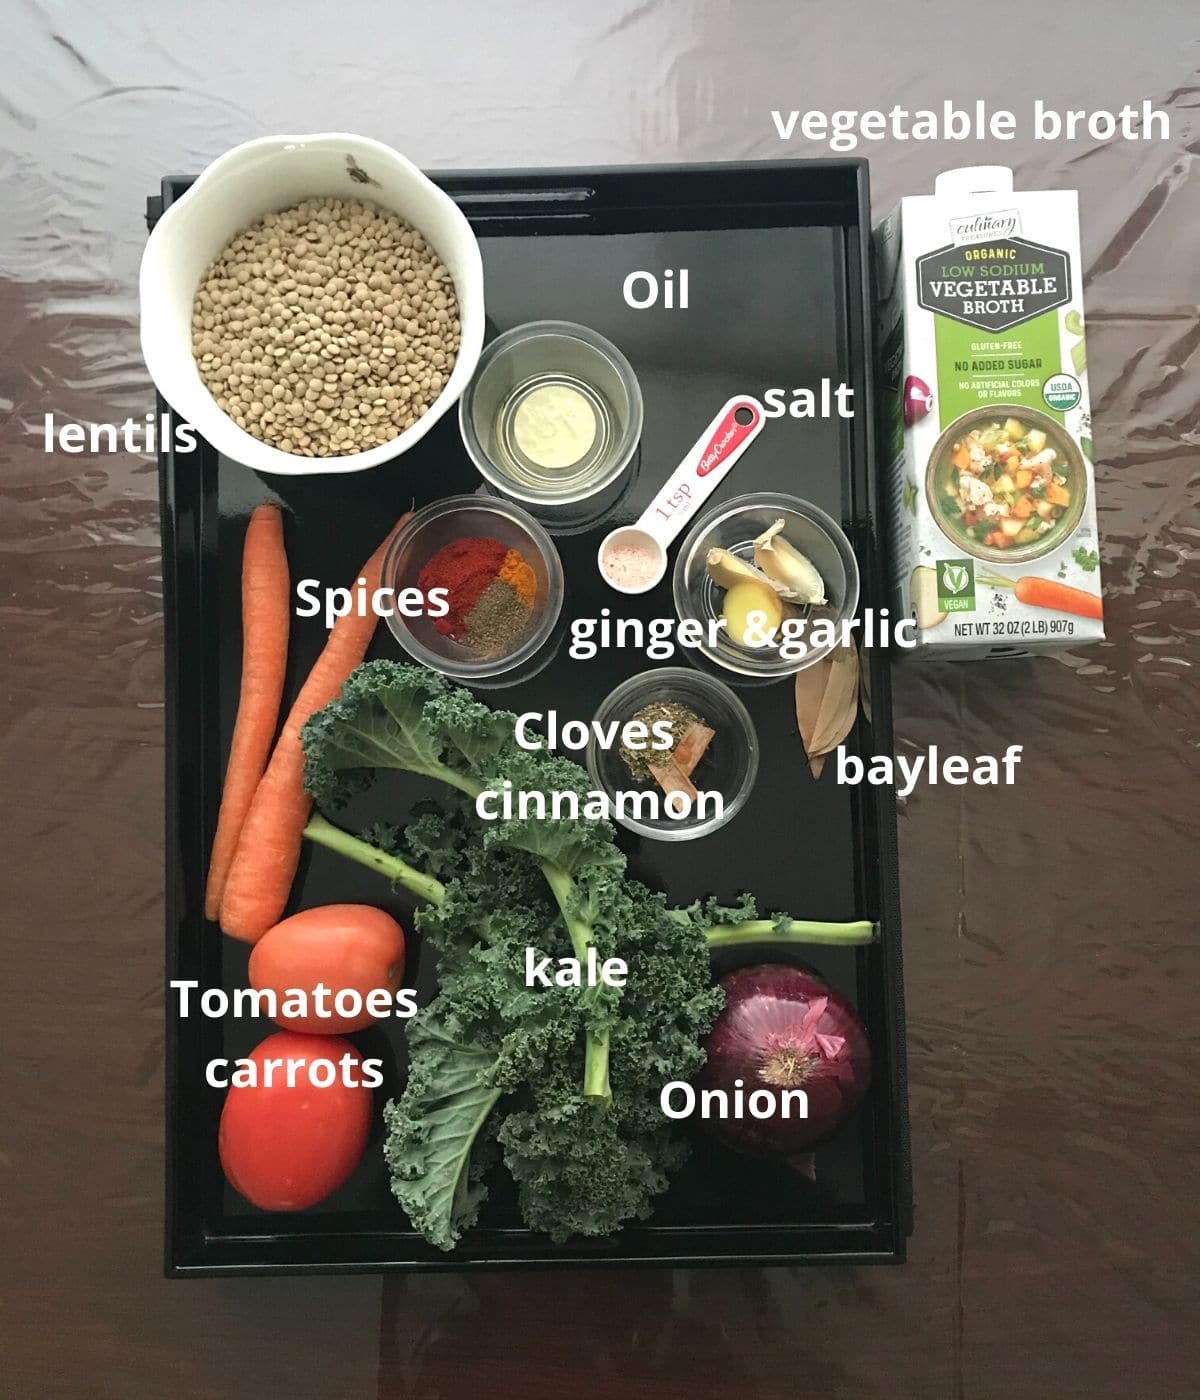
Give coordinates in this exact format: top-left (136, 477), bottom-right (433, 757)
top-left (204, 504), bottom-right (290, 922)
top-left (1013, 576), bottom-right (1103, 619)
top-left (219, 512), bottom-right (411, 943)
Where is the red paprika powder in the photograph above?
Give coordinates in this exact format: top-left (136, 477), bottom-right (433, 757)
top-left (419, 536), bottom-right (509, 638)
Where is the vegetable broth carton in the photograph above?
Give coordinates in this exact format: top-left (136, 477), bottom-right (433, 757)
top-left (875, 166), bottom-right (1104, 657)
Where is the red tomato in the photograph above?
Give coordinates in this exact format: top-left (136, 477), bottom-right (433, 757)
top-left (248, 904), bottom-right (406, 1032)
top-left (218, 1031), bottom-right (372, 1211)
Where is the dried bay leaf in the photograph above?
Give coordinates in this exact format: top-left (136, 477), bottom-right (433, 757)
top-left (794, 656), bottom-right (830, 750)
top-left (808, 642), bottom-right (860, 754)
top-left (795, 643), bottom-right (860, 777)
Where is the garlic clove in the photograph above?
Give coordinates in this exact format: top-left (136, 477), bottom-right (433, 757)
top-left (705, 547), bottom-right (775, 591)
top-left (753, 519), bottom-right (828, 605)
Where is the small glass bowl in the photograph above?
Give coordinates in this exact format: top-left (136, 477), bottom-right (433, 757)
top-left (459, 320), bottom-right (643, 532)
top-left (672, 492), bottom-right (860, 680)
top-left (382, 495), bottom-right (564, 683)
top-left (585, 667), bottom-right (759, 843)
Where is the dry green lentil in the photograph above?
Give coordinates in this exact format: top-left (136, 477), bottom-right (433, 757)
top-left (191, 196), bottom-right (460, 456)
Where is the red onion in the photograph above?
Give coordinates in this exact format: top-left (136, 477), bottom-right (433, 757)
top-left (698, 964), bottom-right (871, 1161)
top-left (903, 374), bottom-right (934, 426)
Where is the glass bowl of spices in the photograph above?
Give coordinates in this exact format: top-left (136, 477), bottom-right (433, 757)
top-left (585, 668), bottom-right (759, 843)
top-left (382, 495), bottom-right (564, 683)
top-left (459, 320), bottom-right (643, 533)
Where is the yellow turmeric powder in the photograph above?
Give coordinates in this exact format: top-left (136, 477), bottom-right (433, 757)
top-left (499, 548), bottom-right (536, 608)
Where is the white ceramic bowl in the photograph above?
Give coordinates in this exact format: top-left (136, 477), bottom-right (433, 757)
top-left (139, 133), bottom-right (484, 476)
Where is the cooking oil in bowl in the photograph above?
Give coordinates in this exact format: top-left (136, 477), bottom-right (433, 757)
top-left (495, 373), bottom-right (615, 492)
top-left (460, 320), bottom-right (643, 532)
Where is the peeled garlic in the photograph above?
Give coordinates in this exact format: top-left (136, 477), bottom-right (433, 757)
top-left (705, 547), bottom-right (775, 591)
top-left (753, 519), bottom-right (827, 605)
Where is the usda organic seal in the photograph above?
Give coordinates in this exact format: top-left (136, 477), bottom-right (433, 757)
top-left (1043, 373), bottom-right (1082, 411)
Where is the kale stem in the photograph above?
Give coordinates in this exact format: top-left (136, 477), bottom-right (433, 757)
top-left (583, 1026), bottom-right (612, 1103)
top-left (539, 859), bottom-right (613, 1108)
top-left (538, 861), bottom-right (593, 963)
top-left (303, 813), bottom-right (447, 906)
top-left (702, 918), bottom-right (877, 948)
top-left (437, 768), bottom-right (487, 799)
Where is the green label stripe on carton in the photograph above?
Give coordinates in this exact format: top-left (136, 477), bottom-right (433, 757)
top-left (933, 312), bottom-right (1064, 427)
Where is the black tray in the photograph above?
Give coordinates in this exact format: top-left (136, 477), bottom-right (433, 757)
top-left (153, 161), bottom-right (911, 1276)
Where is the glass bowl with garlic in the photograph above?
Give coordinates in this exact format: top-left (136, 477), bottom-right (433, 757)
top-left (672, 492), bottom-right (860, 680)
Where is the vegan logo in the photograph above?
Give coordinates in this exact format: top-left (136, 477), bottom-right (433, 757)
top-left (917, 237), bottom-right (1072, 333)
top-left (942, 564), bottom-right (970, 593)
top-left (937, 559), bottom-right (976, 612)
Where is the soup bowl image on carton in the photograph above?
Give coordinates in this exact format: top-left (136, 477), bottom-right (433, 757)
top-left (925, 404), bottom-right (1088, 565)
top-left (875, 166), bottom-right (1105, 657)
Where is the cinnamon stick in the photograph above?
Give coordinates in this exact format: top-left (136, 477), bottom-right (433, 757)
top-left (672, 722), bottom-right (715, 778)
top-left (647, 758), bottom-right (699, 802)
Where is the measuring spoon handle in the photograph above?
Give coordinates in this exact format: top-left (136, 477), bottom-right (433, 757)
top-left (635, 395), bottom-right (766, 548)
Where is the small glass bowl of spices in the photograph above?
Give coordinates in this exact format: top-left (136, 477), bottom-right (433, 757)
top-left (383, 495), bottom-right (564, 683)
top-left (459, 321), bottom-right (643, 533)
top-left (585, 667), bottom-right (759, 843)
top-left (672, 492), bottom-right (860, 682)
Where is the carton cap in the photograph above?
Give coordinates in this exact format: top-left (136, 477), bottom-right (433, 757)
top-left (934, 166), bottom-right (1014, 197)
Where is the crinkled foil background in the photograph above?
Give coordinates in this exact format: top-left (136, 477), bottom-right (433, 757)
top-left (2, 4), bottom-right (1197, 1397)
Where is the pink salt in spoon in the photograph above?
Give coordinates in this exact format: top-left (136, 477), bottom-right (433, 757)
top-left (597, 394), bottom-right (766, 595)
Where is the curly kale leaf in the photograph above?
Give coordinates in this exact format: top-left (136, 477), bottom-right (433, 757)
top-left (669, 891), bottom-right (760, 930)
top-left (302, 659), bottom-right (624, 881)
top-left (382, 1008), bottom-right (502, 1252)
top-left (376, 803), bottom-right (722, 1250)
top-left (499, 875), bottom-right (722, 1241)
top-left (499, 1082), bottom-right (683, 1243)
top-left (302, 660), bottom-right (627, 1100)
top-left (301, 662), bottom-right (457, 810)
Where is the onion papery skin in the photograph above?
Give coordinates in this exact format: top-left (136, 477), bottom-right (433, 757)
top-left (697, 964), bottom-right (871, 1161)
